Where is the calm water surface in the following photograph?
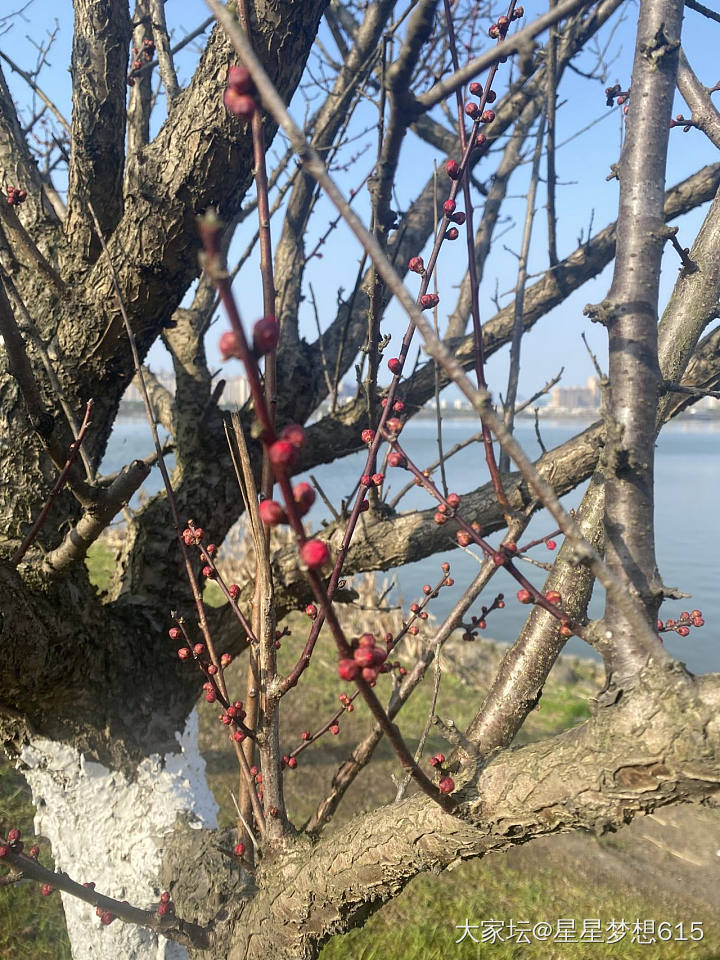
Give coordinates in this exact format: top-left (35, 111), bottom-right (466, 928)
top-left (103, 416), bottom-right (720, 674)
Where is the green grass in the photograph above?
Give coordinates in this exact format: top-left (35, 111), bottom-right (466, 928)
top-left (318, 855), bottom-right (718, 960)
top-left (0, 764), bottom-right (71, 960)
top-left (84, 540), bottom-right (116, 593)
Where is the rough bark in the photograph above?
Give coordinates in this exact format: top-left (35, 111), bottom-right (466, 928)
top-left (199, 665), bottom-right (720, 960)
top-left (66, 0), bottom-right (132, 258)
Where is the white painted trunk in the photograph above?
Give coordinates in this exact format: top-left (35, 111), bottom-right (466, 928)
top-left (20, 710), bottom-right (218, 960)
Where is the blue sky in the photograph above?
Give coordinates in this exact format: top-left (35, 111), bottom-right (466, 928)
top-left (3, 0), bottom-right (719, 403)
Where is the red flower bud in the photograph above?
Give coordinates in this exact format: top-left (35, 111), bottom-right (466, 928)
top-left (300, 539), bottom-right (330, 570)
top-left (219, 330), bottom-right (243, 360)
top-left (446, 159), bottom-right (460, 179)
top-left (228, 65), bottom-right (252, 92)
top-left (293, 482), bottom-right (316, 516)
top-left (338, 658), bottom-right (359, 681)
top-left (253, 315), bottom-right (279, 355)
top-left (388, 357), bottom-right (402, 375)
top-left (420, 293), bottom-right (439, 309)
top-left (259, 499), bottom-right (287, 525)
top-left (268, 440), bottom-right (296, 470)
top-left (438, 776), bottom-right (455, 794)
top-left (223, 88), bottom-right (256, 119)
top-left (280, 424), bottom-right (306, 449)
top-left (408, 256), bottom-right (425, 273)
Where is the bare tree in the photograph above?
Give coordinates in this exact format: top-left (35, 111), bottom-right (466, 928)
top-left (1, 1), bottom-right (720, 958)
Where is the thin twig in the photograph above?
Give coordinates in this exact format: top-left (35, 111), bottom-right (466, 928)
top-left (500, 108), bottom-right (547, 472)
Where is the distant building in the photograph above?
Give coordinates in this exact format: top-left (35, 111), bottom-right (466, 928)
top-left (220, 376), bottom-right (250, 407)
top-left (550, 375), bottom-right (601, 412)
top-left (688, 394), bottom-right (720, 414)
top-left (123, 370), bottom-right (252, 409)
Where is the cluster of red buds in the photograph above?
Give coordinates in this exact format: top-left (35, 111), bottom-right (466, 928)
top-left (127, 37), bottom-right (155, 85)
top-left (658, 609), bottom-right (704, 640)
top-left (428, 753), bottom-right (455, 794)
top-left (669, 113), bottom-right (694, 133)
top-left (156, 890), bottom-right (175, 918)
top-left (220, 315), bottom-right (280, 361)
top-left (259, 480), bottom-right (315, 526)
top-left (337, 632), bottom-right (390, 684)
top-left (182, 524), bottom-right (204, 546)
top-left (605, 84), bottom-right (630, 110)
top-left (461, 594), bottom-right (505, 640)
top-left (488, 7), bottom-right (523, 39)
top-left (249, 765), bottom-right (263, 803)
top-left (515, 587), bottom-right (573, 637)
top-left (224, 64), bottom-right (257, 120)
top-left (216, 697), bottom-right (247, 735)
top-left (432, 494), bottom-right (463, 527)
top-left (0, 827), bottom-right (23, 859)
top-left (173, 623), bottom-right (234, 682)
top-left (6, 186), bottom-right (28, 206)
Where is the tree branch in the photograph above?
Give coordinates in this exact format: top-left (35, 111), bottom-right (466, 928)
top-left (150, 0), bottom-right (180, 102)
top-left (597, 0), bottom-right (683, 683)
top-left (0, 276), bottom-right (94, 507)
top-left (66, 0), bottom-right (131, 258)
top-left (0, 62), bottom-right (61, 229)
top-left (222, 667), bottom-right (720, 959)
top-left (676, 47), bottom-right (720, 151)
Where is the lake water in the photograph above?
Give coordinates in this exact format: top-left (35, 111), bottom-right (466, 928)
top-left (103, 415), bottom-right (720, 674)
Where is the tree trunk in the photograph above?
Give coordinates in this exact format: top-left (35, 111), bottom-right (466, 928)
top-left (20, 711), bottom-right (217, 960)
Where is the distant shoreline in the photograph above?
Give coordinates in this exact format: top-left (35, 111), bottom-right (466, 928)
top-left (115, 400), bottom-right (720, 424)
